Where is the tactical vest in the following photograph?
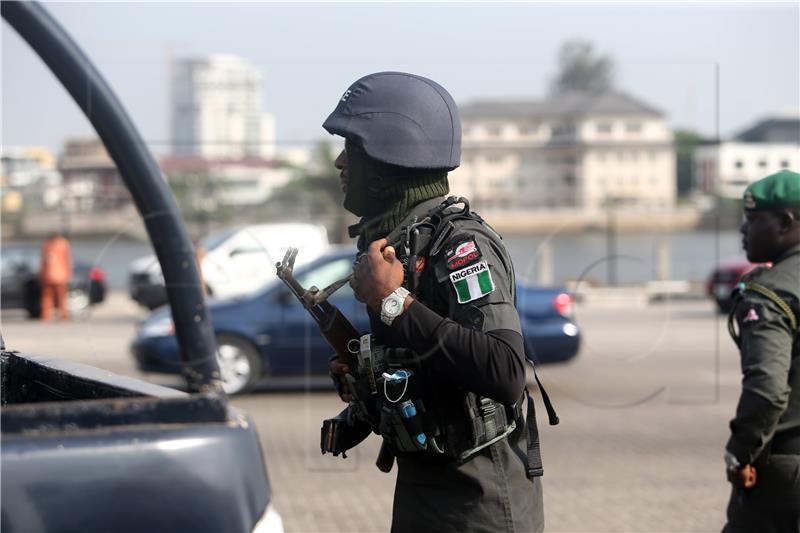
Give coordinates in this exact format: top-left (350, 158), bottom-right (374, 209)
top-left (351, 197), bottom-right (558, 476)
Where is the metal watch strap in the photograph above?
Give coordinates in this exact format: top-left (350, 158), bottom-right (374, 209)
top-left (380, 287), bottom-right (410, 326)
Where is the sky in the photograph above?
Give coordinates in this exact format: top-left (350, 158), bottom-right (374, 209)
top-left (2, 2), bottom-right (798, 155)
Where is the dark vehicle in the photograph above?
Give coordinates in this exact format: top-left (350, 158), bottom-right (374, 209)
top-left (706, 258), bottom-right (763, 313)
top-left (1, 243), bottom-right (107, 318)
top-left (1, 351), bottom-right (282, 532)
top-left (1, 2), bottom-right (281, 531)
top-left (132, 247), bottom-right (581, 395)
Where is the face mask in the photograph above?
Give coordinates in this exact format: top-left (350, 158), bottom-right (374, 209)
top-left (343, 140), bottom-right (389, 217)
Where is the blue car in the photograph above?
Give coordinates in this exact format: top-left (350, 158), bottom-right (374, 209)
top-left (131, 246), bottom-right (580, 394)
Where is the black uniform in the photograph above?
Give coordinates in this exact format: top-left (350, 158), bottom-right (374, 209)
top-left (362, 198), bottom-right (544, 533)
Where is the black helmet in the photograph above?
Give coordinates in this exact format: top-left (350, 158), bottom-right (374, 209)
top-left (323, 72), bottom-right (461, 170)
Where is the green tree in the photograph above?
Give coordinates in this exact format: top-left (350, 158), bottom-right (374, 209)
top-left (258, 141), bottom-right (350, 243)
top-left (551, 40), bottom-right (615, 95)
top-left (674, 129), bottom-right (703, 197)
top-left (166, 171), bottom-right (230, 236)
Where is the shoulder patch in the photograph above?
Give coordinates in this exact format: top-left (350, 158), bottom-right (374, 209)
top-left (445, 237), bottom-right (482, 271)
top-left (738, 302), bottom-right (764, 327)
top-left (449, 261), bottom-right (494, 304)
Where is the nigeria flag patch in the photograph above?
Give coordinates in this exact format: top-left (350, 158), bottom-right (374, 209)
top-left (449, 261), bottom-right (495, 304)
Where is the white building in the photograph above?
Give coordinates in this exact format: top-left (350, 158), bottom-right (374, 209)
top-left (694, 114), bottom-right (800, 199)
top-left (1, 146), bottom-right (63, 210)
top-left (451, 91), bottom-right (676, 211)
top-left (171, 55), bottom-right (276, 159)
top-left (160, 155), bottom-right (294, 207)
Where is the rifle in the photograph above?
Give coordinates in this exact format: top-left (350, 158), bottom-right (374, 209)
top-left (275, 248), bottom-right (395, 472)
top-left (275, 247), bottom-right (360, 369)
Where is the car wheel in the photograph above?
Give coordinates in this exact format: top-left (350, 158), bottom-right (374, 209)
top-left (68, 288), bottom-right (91, 319)
top-left (25, 302), bottom-right (42, 319)
top-left (215, 334), bottom-right (261, 395)
top-left (25, 280), bottom-right (41, 319)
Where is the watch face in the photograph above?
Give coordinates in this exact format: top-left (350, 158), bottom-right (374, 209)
top-left (383, 297), bottom-right (401, 315)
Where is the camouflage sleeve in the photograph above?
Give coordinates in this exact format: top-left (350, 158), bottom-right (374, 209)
top-left (726, 292), bottom-right (795, 464)
top-left (389, 230), bottom-right (526, 405)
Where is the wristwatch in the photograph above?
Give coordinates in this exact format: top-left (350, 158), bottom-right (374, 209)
top-left (380, 287), bottom-right (410, 326)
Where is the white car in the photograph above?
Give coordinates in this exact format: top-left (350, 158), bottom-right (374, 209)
top-left (129, 223), bottom-right (329, 308)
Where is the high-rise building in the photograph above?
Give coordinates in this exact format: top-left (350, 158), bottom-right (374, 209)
top-left (171, 55), bottom-right (276, 159)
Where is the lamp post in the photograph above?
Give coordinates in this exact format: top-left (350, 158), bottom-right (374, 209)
top-left (605, 195), bottom-right (619, 286)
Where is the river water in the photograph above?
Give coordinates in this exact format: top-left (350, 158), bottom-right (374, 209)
top-left (7, 229), bottom-right (743, 290)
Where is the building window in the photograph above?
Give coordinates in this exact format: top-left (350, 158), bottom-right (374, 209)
top-left (781, 160), bottom-right (790, 168)
top-left (758, 160), bottom-right (767, 168)
top-left (596, 122), bottom-right (613, 134)
top-left (487, 126), bottom-right (502, 137)
top-left (519, 125), bottom-right (537, 136)
top-left (552, 123), bottom-right (575, 137)
top-left (626, 122), bottom-right (642, 134)
top-left (486, 155), bottom-right (504, 164)
top-left (563, 174), bottom-right (576, 186)
top-left (734, 160), bottom-right (744, 169)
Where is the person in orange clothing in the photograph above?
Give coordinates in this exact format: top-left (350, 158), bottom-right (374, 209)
top-left (40, 231), bottom-right (72, 321)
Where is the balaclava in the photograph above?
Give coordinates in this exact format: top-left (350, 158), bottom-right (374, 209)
top-left (343, 139), bottom-right (449, 243)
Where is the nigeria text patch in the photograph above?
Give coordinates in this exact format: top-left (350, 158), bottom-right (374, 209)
top-left (449, 261), bottom-right (494, 304)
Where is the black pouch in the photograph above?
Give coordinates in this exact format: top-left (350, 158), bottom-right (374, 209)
top-left (377, 370), bottom-right (432, 453)
top-left (320, 407), bottom-right (373, 458)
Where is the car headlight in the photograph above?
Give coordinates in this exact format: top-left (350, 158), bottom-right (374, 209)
top-left (252, 503), bottom-right (284, 533)
top-left (139, 317), bottom-right (174, 338)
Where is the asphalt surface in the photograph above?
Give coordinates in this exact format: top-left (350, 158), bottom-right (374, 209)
top-left (2, 291), bottom-right (741, 532)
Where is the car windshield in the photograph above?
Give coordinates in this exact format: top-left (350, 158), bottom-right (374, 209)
top-left (201, 229), bottom-right (236, 252)
top-left (296, 257), bottom-right (354, 291)
top-left (1, 247), bottom-right (39, 274)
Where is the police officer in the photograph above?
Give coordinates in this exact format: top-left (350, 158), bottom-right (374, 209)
top-left (325, 72), bottom-right (545, 532)
top-left (724, 169), bottom-right (800, 531)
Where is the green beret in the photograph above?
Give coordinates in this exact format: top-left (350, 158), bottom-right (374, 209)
top-left (743, 170), bottom-right (800, 211)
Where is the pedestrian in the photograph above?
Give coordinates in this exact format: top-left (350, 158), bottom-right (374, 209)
top-left (724, 169), bottom-right (800, 532)
top-left (40, 231), bottom-right (72, 321)
top-left (324, 72), bottom-right (553, 532)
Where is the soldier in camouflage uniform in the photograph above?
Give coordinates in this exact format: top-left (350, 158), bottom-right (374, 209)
top-left (724, 170), bottom-right (800, 532)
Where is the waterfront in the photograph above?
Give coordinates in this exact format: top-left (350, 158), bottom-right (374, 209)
top-left (6, 228), bottom-right (742, 291)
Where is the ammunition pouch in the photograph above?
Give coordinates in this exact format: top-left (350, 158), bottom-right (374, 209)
top-left (320, 407), bottom-right (373, 458)
top-left (346, 333), bottom-right (521, 461)
top-left (457, 392), bottom-right (517, 461)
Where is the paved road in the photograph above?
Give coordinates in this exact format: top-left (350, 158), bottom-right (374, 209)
top-left (2, 291), bottom-right (741, 532)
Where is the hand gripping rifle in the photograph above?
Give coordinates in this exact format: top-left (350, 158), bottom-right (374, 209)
top-left (275, 248), bottom-right (395, 471)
